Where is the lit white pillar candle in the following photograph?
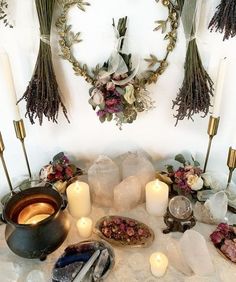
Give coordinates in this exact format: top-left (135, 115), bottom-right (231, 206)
top-left (66, 181), bottom-right (91, 218)
top-left (76, 217), bottom-right (93, 238)
top-left (145, 179), bottom-right (169, 216)
top-left (0, 51), bottom-right (21, 120)
top-left (212, 57), bottom-right (227, 118)
top-left (149, 252), bottom-right (168, 277)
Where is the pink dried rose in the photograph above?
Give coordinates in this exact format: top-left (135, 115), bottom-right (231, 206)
top-left (138, 228), bottom-right (144, 236)
top-left (106, 82), bottom-right (115, 91)
top-left (114, 217), bottom-right (122, 225)
top-left (210, 231), bottom-right (225, 245)
top-left (217, 223), bottom-right (230, 236)
top-left (220, 239), bottom-right (236, 262)
top-left (127, 227), bottom-right (135, 237)
top-left (55, 164), bottom-right (63, 172)
top-left (102, 227), bottom-right (112, 238)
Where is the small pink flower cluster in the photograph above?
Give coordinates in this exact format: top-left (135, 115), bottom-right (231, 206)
top-left (89, 72), bottom-right (136, 124)
top-left (39, 153), bottom-right (82, 183)
top-left (100, 217), bottom-right (151, 243)
top-left (210, 223), bottom-right (236, 262)
top-left (169, 165), bottom-right (203, 194)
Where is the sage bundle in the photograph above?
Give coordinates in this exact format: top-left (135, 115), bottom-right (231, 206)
top-left (173, 0), bottom-right (213, 125)
top-left (209, 0), bottom-right (236, 41)
top-left (19, 0), bottom-right (68, 125)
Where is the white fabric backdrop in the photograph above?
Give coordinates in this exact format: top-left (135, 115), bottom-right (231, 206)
top-left (0, 0), bottom-right (235, 196)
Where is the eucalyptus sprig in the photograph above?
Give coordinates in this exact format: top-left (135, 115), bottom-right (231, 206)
top-left (173, 0), bottom-right (213, 125)
top-left (18, 0), bottom-right (69, 125)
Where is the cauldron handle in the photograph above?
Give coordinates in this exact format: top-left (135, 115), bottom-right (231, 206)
top-left (0, 213), bottom-right (7, 224)
top-left (61, 194), bottom-right (68, 210)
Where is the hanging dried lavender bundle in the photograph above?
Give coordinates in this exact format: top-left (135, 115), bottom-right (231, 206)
top-left (18, 0), bottom-right (69, 125)
top-left (0, 0), bottom-right (13, 27)
top-left (208, 0), bottom-right (236, 41)
top-left (173, 0), bottom-right (213, 125)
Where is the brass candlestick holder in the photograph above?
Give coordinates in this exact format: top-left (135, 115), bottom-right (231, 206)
top-left (226, 147), bottom-right (236, 189)
top-left (13, 119), bottom-right (32, 179)
top-left (203, 115), bottom-right (220, 172)
top-left (0, 132), bottom-right (13, 193)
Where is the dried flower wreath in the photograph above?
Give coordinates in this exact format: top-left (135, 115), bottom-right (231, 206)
top-left (56, 0), bottom-right (180, 128)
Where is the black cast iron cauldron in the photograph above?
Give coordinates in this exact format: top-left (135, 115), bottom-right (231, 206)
top-left (2, 186), bottom-right (70, 260)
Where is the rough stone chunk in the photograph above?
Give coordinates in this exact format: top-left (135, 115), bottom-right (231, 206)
top-left (121, 152), bottom-right (155, 202)
top-left (180, 230), bottom-right (214, 276)
top-left (205, 191), bottom-right (228, 222)
top-left (166, 238), bottom-right (193, 276)
top-left (114, 176), bottom-right (141, 211)
top-left (88, 156), bottom-right (121, 207)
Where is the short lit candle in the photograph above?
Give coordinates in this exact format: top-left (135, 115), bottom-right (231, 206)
top-left (0, 51), bottom-right (21, 120)
top-left (66, 181), bottom-right (91, 218)
top-left (76, 217), bottom-right (93, 238)
top-left (145, 179), bottom-right (169, 216)
top-left (149, 252), bottom-right (168, 278)
top-left (212, 57), bottom-right (227, 118)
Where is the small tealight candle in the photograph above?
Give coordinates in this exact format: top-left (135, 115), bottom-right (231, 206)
top-left (150, 252), bottom-right (168, 278)
top-left (76, 217), bottom-right (93, 238)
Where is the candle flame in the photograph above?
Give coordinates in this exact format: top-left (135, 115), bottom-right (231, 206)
top-left (156, 254), bottom-right (161, 262)
top-left (155, 179), bottom-right (161, 189)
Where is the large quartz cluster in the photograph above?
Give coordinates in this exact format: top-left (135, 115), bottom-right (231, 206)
top-left (88, 152), bottom-right (155, 209)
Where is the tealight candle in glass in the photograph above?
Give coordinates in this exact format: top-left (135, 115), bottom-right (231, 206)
top-left (76, 217), bottom-right (93, 238)
top-left (149, 252), bottom-right (168, 277)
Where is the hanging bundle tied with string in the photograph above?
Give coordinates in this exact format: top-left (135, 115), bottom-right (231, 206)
top-left (173, 0), bottom-right (213, 125)
top-left (19, 0), bottom-right (69, 125)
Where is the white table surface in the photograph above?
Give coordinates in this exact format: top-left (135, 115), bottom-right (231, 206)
top-left (0, 205), bottom-right (236, 282)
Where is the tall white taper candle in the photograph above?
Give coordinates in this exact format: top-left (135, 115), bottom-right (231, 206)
top-left (0, 51), bottom-right (21, 120)
top-left (212, 57), bottom-right (227, 118)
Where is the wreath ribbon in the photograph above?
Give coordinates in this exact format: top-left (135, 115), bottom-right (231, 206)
top-left (99, 33), bottom-right (140, 86)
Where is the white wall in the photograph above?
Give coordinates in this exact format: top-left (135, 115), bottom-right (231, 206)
top-left (0, 0), bottom-right (235, 197)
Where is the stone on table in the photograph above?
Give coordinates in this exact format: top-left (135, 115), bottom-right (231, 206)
top-left (179, 230), bottom-right (214, 276)
top-left (0, 261), bottom-right (20, 282)
top-left (26, 270), bottom-right (45, 282)
top-left (166, 238), bottom-right (193, 276)
top-left (121, 152), bottom-right (155, 202)
top-left (114, 176), bottom-right (141, 211)
top-left (88, 155), bottom-right (121, 207)
top-left (204, 191), bottom-right (228, 222)
top-left (194, 202), bottom-right (218, 225)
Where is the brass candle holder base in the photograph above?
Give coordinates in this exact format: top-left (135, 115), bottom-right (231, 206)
top-left (14, 119), bottom-right (32, 179)
top-left (0, 132), bottom-right (13, 193)
top-left (203, 116), bottom-right (220, 173)
top-left (226, 147), bottom-right (236, 189)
